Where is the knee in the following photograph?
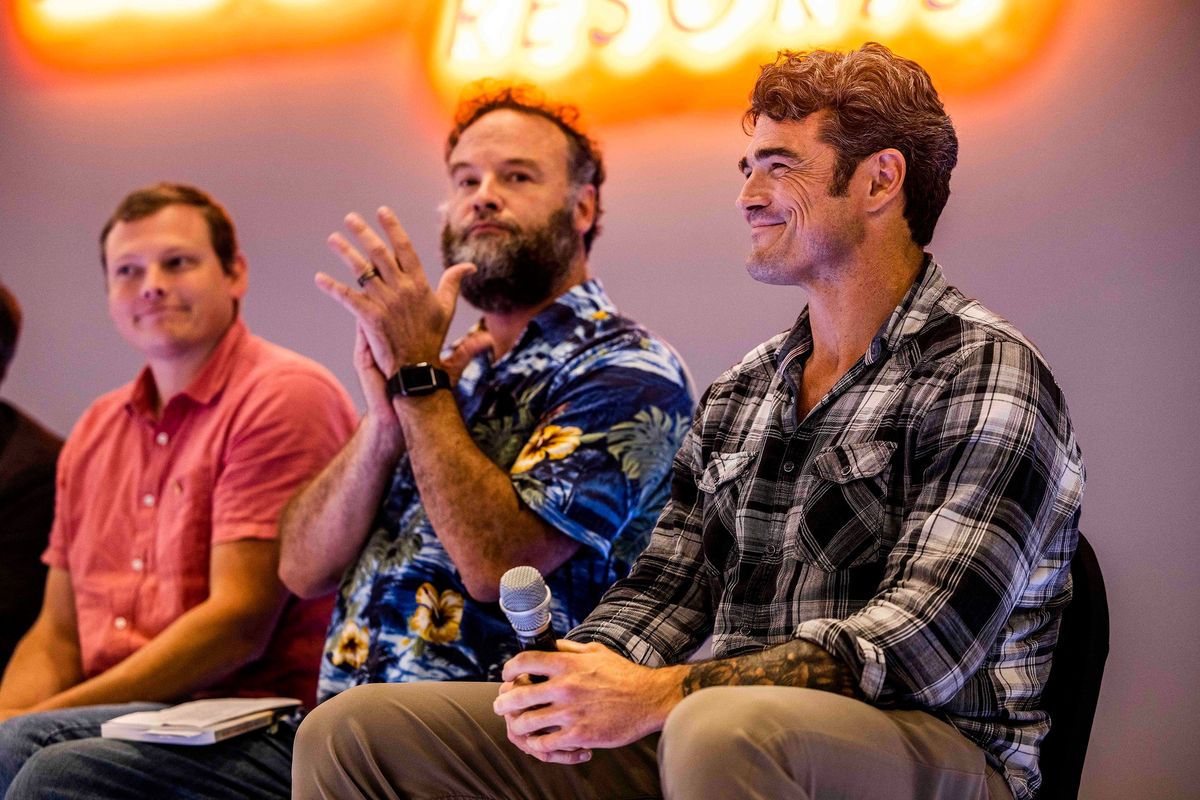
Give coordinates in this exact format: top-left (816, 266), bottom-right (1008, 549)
top-left (0, 716), bottom-right (44, 790)
top-left (295, 683), bottom-right (420, 781)
top-left (295, 683), bottom-right (381, 763)
top-left (661, 688), bottom-right (779, 765)
top-left (659, 687), bottom-right (847, 786)
top-left (6, 741), bottom-right (94, 798)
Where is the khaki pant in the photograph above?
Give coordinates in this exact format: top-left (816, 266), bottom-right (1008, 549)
top-left (293, 682), bottom-right (1014, 800)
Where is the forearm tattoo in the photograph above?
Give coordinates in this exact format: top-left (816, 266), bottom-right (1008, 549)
top-left (681, 639), bottom-right (862, 699)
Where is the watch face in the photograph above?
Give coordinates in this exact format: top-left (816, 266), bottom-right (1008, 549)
top-left (389, 363), bottom-right (450, 398)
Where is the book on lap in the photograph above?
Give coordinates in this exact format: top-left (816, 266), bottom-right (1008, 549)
top-left (100, 697), bottom-right (301, 746)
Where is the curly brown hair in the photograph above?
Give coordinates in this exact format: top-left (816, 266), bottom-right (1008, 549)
top-left (446, 82), bottom-right (605, 253)
top-left (100, 183), bottom-right (239, 275)
top-left (746, 43), bottom-right (958, 247)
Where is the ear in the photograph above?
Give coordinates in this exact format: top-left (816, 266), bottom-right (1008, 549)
top-left (227, 252), bottom-right (249, 301)
top-left (862, 148), bottom-right (906, 214)
top-left (571, 183), bottom-right (597, 238)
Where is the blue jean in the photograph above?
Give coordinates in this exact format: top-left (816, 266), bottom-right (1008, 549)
top-left (0, 703), bottom-right (295, 799)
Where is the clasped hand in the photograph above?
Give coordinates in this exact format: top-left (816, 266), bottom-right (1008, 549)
top-left (492, 640), bottom-right (681, 765)
top-left (315, 207), bottom-right (477, 381)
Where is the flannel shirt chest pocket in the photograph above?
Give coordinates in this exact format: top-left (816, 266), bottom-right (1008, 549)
top-left (696, 451), bottom-right (755, 526)
top-left (695, 450), bottom-right (755, 574)
top-left (785, 440), bottom-right (896, 571)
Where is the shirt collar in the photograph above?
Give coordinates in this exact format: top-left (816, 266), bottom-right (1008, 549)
top-left (775, 255), bottom-right (947, 374)
top-left (870, 255), bottom-right (947, 360)
top-left (507, 278), bottom-right (615, 355)
top-left (126, 318), bottom-right (249, 419)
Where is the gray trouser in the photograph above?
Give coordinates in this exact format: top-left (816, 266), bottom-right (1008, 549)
top-left (292, 682), bottom-right (1014, 800)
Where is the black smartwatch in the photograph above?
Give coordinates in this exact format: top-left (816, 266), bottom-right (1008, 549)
top-left (386, 362), bottom-right (451, 398)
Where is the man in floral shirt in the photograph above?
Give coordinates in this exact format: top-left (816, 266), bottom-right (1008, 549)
top-left (283, 84), bottom-right (693, 691)
top-left (274, 81), bottom-right (693, 785)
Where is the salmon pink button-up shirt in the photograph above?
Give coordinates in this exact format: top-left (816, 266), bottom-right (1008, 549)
top-left (44, 320), bottom-right (356, 707)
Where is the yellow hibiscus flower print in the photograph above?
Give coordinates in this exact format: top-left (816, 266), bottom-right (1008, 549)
top-left (409, 583), bottom-right (464, 645)
top-left (591, 310), bottom-right (610, 321)
top-left (330, 620), bottom-right (370, 669)
top-left (511, 424), bottom-right (583, 474)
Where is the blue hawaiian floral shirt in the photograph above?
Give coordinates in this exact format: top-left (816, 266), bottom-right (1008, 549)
top-left (318, 279), bottom-right (694, 701)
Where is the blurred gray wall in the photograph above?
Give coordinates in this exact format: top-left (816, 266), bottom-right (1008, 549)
top-left (2, 0), bottom-right (1197, 796)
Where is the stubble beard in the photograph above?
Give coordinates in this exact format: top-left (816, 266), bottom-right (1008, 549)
top-left (745, 197), bottom-right (866, 286)
top-left (441, 207), bottom-right (580, 314)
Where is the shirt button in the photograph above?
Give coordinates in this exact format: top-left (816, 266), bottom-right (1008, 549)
top-left (766, 544), bottom-right (777, 555)
top-left (142, 493), bottom-right (156, 508)
top-left (155, 432), bottom-right (169, 446)
top-left (114, 616), bottom-right (128, 630)
top-left (739, 625), bottom-right (752, 636)
top-left (131, 558), bottom-right (144, 572)
top-left (841, 466), bottom-right (852, 477)
top-left (782, 461), bottom-right (795, 473)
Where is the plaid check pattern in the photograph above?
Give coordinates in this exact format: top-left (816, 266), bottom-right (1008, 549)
top-left (571, 260), bottom-right (1084, 800)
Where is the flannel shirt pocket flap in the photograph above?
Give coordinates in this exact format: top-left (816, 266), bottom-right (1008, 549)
top-left (696, 450), bottom-right (755, 493)
top-left (812, 441), bottom-right (896, 485)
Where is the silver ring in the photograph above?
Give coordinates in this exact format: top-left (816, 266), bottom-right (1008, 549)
top-left (357, 267), bottom-right (382, 288)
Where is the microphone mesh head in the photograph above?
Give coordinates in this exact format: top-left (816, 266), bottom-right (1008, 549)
top-left (499, 566), bottom-right (550, 634)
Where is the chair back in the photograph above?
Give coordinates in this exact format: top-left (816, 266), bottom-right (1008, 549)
top-left (1037, 532), bottom-right (1109, 799)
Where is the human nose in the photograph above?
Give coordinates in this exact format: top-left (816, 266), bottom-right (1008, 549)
top-left (472, 174), bottom-right (503, 214)
top-left (736, 170), bottom-right (767, 215)
top-left (140, 263), bottom-right (167, 299)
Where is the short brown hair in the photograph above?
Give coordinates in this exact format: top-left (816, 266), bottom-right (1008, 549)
top-left (446, 82), bottom-right (605, 253)
top-left (0, 281), bottom-right (20, 385)
top-left (746, 43), bottom-right (958, 247)
top-left (99, 183), bottom-right (239, 274)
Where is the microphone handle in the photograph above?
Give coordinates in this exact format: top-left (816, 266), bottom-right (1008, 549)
top-left (517, 626), bottom-right (559, 652)
top-left (517, 626), bottom-right (559, 682)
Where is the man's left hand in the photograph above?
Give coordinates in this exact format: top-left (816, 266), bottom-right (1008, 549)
top-left (315, 207), bottom-right (475, 377)
top-left (493, 640), bottom-right (685, 764)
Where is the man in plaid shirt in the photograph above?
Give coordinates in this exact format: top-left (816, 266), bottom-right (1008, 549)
top-left (295, 43), bottom-right (1083, 800)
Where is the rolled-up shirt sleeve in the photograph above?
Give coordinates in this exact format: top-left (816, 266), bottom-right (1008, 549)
top-left (793, 340), bottom-right (1084, 706)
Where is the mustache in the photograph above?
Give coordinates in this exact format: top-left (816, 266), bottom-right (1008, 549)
top-left (457, 214), bottom-right (519, 240)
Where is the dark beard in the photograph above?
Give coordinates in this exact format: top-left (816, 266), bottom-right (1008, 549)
top-left (441, 207), bottom-right (579, 314)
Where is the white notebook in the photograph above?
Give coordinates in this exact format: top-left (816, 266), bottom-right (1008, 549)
top-left (100, 697), bottom-right (301, 746)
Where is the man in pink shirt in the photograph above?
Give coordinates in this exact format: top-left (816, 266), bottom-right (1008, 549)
top-left (0, 183), bottom-right (357, 796)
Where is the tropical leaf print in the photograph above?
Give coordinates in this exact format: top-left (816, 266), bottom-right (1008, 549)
top-left (606, 406), bottom-right (690, 482)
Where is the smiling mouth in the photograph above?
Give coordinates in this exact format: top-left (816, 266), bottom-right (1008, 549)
top-left (136, 307), bottom-right (186, 322)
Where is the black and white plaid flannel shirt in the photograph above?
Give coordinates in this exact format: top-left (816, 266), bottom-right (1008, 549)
top-left (570, 259), bottom-right (1085, 800)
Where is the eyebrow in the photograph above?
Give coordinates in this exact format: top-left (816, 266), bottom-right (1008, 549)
top-left (449, 157), bottom-right (544, 175)
top-left (738, 146), bottom-right (805, 173)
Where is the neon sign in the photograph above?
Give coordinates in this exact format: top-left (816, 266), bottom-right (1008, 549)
top-left (432, 0), bottom-right (1065, 117)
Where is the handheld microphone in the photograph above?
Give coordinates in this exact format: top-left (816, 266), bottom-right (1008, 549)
top-left (499, 566), bottom-right (559, 652)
